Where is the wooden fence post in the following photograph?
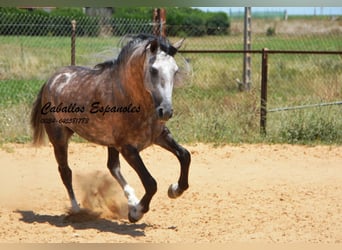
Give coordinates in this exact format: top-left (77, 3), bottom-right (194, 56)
top-left (160, 8), bottom-right (166, 37)
top-left (71, 20), bottom-right (76, 66)
top-left (153, 8), bottom-right (166, 37)
top-left (241, 7), bottom-right (252, 91)
top-left (260, 48), bottom-right (269, 135)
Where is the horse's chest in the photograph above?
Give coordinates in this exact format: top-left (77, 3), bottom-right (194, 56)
top-left (113, 116), bottom-right (162, 147)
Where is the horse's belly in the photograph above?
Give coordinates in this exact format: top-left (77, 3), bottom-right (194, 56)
top-left (58, 112), bottom-right (162, 150)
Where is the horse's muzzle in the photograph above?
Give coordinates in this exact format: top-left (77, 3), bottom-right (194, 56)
top-left (157, 106), bottom-right (173, 121)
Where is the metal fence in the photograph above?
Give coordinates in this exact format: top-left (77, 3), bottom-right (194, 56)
top-left (1, 12), bottom-right (341, 143)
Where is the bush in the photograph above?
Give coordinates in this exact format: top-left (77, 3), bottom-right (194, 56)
top-left (266, 26), bottom-right (276, 36)
top-left (279, 110), bottom-right (341, 144)
top-left (0, 7), bottom-right (231, 37)
top-left (50, 7), bottom-right (84, 17)
top-left (182, 15), bottom-right (206, 36)
top-left (0, 8), bottom-right (101, 37)
top-left (167, 8), bottom-right (230, 37)
top-left (206, 12), bottom-right (230, 35)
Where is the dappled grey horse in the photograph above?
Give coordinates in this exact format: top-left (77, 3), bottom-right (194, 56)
top-left (31, 34), bottom-right (190, 222)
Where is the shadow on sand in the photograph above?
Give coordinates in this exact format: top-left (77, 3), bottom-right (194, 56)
top-left (15, 210), bottom-right (148, 237)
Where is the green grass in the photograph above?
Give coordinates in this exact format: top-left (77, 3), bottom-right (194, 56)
top-left (0, 36), bottom-right (121, 80)
top-left (1, 32), bottom-right (341, 145)
top-left (0, 79), bottom-right (42, 105)
top-left (267, 106), bottom-right (342, 144)
top-left (0, 80), bottom-right (42, 144)
top-left (169, 86), bottom-right (261, 144)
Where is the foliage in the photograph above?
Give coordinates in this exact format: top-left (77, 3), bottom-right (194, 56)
top-left (166, 7), bottom-right (230, 36)
top-left (276, 109), bottom-right (342, 144)
top-left (0, 7), bottom-right (230, 37)
top-left (0, 8), bottom-right (100, 36)
top-left (50, 7), bottom-right (85, 17)
top-left (113, 7), bottom-right (152, 20)
top-left (206, 12), bottom-right (230, 35)
top-left (266, 26), bottom-right (276, 36)
top-left (113, 7), bottom-right (230, 37)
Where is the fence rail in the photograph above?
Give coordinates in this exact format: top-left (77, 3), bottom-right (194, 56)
top-left (268, 101), bottom-right (342, 112)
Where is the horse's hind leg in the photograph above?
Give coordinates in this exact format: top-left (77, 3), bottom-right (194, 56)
top-left (155, 127), bottom-right (191, 198)
top-left (45, 124), bottom-right (79, 212)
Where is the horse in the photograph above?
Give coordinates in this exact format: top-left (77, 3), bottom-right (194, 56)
top-left (30, 34), bottom-right (191, 223)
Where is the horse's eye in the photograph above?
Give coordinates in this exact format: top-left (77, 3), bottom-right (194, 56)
top-left (150, 67), bottom-right (158, 76)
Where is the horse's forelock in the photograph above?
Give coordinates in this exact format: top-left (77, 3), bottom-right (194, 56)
top-left (131, 34), bottom-right (178, 57)
top-left (157, 37), bottom-right (178, 56)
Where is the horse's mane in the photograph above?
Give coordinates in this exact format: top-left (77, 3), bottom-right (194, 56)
top-left (94, 34), bottom-right (178, 71)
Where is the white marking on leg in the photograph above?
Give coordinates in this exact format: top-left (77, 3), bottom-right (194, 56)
top-left (114, 167), bottom-right (121, 179)
top-left (71, 198), bottom-right (81, 212)
top-left (124, 185), bottom-right (139, 206)
top-left (124, 185), bottom-right (144, 222)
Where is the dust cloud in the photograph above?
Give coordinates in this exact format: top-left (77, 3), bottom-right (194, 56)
top-left (74, 170), bottom-right (128, 221)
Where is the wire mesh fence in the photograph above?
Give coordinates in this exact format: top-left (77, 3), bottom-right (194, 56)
top-left (264, 51), bottom-right (342, 143)
top-left (0, 12), bottom-right (341, 144)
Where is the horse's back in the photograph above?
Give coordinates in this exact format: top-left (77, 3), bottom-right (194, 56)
top-left (44, 65), bottom-right (113, 101)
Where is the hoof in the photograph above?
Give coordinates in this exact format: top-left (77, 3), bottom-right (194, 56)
top-left (128, 212), bottom-right (140, 223)
top-left (128, 205), bottom-right (144, 223)
top-left (69, 206), bottom-right (81, 214)
top-left (168, 183), bottom-right (183, 199)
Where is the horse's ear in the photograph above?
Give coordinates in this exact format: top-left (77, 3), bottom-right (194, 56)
top-left (173, 38), bottom-right (185, 50)
top-left (149, 39), bottom-right (159, 53)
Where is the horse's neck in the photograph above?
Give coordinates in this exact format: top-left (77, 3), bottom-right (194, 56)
top-left (118, 61), bottom-right (153, 108)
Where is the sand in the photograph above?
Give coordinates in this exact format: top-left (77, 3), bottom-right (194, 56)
top-left (0, 142), bottom-right (341, 243)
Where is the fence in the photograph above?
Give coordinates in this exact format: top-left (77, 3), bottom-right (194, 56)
top-left (1, 12), bottom-right (342, 144)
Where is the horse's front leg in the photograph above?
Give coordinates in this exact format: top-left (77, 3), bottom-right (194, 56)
top-left (107, 147), bottom-right (139, 211)
top-left (120, 145), bottom-right (157, 223)
top-left (155, 127), bottom-right (191, 199)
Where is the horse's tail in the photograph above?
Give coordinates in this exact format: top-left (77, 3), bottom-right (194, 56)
top-left (30, 84), bottom-right (46, 146)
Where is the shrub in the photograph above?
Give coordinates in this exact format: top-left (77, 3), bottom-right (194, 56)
top-left (279, 110), bottom-right (341, 144)
top-left (266, 26), bottom-right (276, 36)
top-left (206, 12), bottom-right (230, 35)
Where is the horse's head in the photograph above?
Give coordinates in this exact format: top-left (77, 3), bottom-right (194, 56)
top-left (144, 37), bottom-right (184, 121)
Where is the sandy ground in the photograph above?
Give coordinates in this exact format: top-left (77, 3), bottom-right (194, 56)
top-left (0, 142), bottom-right (341, 243)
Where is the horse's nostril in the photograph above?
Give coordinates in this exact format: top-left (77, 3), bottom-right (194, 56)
top-left (158, 108), bottom-right (164, 118)
top-left (157, 107), bottom-right (173, 120)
